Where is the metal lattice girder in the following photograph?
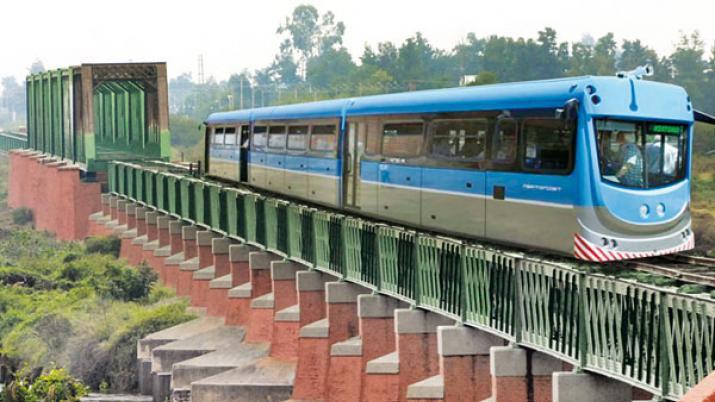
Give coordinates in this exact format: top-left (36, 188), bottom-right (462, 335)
top-left (108, 160), bottom-right (715, 401)
top-left (25, 63), bottom-right (170, 173)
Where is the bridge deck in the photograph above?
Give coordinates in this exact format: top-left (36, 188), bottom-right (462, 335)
top-left (104, 159), bottom-right (715, 401)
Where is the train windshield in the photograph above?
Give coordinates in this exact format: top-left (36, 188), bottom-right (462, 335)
top-left (595, 119), bottom-right (687, 188)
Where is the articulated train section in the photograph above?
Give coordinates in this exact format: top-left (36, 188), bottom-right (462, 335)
top-left (3, 148), bottom-right (715, 402)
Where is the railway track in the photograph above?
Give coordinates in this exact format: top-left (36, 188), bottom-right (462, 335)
top-left (630, 254), bottom-right (715, 288)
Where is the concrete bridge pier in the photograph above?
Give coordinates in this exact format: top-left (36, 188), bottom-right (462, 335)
top-left (242, 252), bottom-right (282, 343)
top-left (87, 194), bottom-right (113, 237)
top-left (204, 237), bottom-right (234, 318)
top-left (405, 325), bottom-right (504, 402)
top-left (267, 261), bottom-right (303, 359)
top-left (189, 231), bottom-right (221, 307)
top-left (140, 212), bottom-right (159, 268)
top-left (126, 207), bottom-right (148, 266)
top-left (552, 371), bottom-right (632, 402)
top-left (161, 220), bottom-right (185, 290)
top-left (103, 195), bottom-right (120, 231)
top-left (486, 345), bottom-right (564, 402)
top-left (111, 199), bottom-right (129, 235)
top-left (291, 280), bottom-right (370, 400)
top-left (324, 293), bottom-right (403, 402)
top-left (224, 244), bottom-right (256, 326)
top-left (286, 270), bottom-right (331, 400)
top-left (150, 215), bottom-right (175, 282)
top-left (117, 202), bottom-right (138, 261)
top-left (176, 225), bottom-right (199, 297)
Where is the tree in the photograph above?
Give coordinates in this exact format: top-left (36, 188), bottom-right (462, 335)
top-left (451, 33), bottom-right (485, 76)
top-left (277, 5), bottom-right (321, 61)
top-left (568, 42), bottom-right (595, 76)
top-left (306, 47), bottom-right (356, 90)
top-left (1, 77), bottom-right (25, 123)
top-left (277, 5), bottom-right (346, 78)
top-left (593, 33), bottom-right (617, 75)
top-left (670, 32), bottom-right (707, 106)
top-left (467, 71), bottom-right (499, 86)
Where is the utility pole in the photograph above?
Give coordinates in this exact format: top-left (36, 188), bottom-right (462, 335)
top-left (239, 77), bottom-right (244, 109)
top-left (197, 55), bottom-right (205, 85)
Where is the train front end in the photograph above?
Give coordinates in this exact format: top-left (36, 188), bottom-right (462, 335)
top-left (575, 75), bottom-right (694, 262)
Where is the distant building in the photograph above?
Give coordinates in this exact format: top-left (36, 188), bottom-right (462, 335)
top-left (460, 75), bottom-right (478, 86)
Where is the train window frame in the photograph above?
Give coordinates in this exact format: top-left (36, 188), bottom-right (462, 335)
top-left (251, 125), bottom-right (268, 151)
top-left (213, 127), bottom-right (225, 145)
top-left (489, 118), bottom-right (519, 171)
top-left (308, 124), bottom-right (338, 156)
top-left (268, 125), bottom-right (287, 151)
top-left (347, 118), bottom-right (382, 158)
top-left (428, 118), bottom-right (490, 169)
top-left (594, 119), bottom-right (688, 189)
top-left (224, 127), bottom-right (238, 146)
top-left (519, 118), bottom-right (576, 175)
top-left (380, 120), bottom-right (425, 159)
top-left (287, 125), bottom-right (309, 151)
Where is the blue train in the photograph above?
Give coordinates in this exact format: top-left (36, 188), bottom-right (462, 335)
top-left (205, 70), bottom-right (698, 262)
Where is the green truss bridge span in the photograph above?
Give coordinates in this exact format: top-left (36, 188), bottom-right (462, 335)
top-left (23, 63), bottom-right (170, 173)
top-left (107, 159), bottom-right (715, 401)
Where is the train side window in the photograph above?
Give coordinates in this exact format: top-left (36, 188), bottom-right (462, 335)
top-left (365, 120), bottom-right (381, 155)
top-left (224, 127), bottom-right (237, 146)
top-left (214, 127), bottom-right (225, 145)
top-left (310, 124), bottom-right (337, 155)
top-left (491, 119), bottom-right (518, 169)
top-left (287, 125), bottom-right (308, 151)
top-left (382, 122), bottom-right (424, 158)
top-left (430, 119), bottom-right (487, 165)
top-left (268, 126), bottom-right (287, 150)
top-left (521, 119), bottom-right (574, 174)
top-left (252, 126), bottom-right (267, 150)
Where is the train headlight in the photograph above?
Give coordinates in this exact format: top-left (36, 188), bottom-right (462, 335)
top-left (639, 204), bottom-right (650, 218)
top-left (656, 203), bottom-right (666, 217)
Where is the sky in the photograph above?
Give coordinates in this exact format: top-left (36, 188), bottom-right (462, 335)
top-left (1, 0), bottom-right (714, 86)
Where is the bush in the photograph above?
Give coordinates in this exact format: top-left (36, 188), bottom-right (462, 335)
top-left (101, 263), bottom-right (157, 302)
top-left (10, 208), bottom-right (33, 226)
top-left (84, 236), bottom-right (121, 258)
top-left (68, 301), bottom-right (193, 392)
top-left (1, 368), bottom-right (88, 402)
top-left (0, 226), bottom-right (193, 394)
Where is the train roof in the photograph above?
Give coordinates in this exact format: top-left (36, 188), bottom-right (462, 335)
top-left (206, 75), bottom-right (691, 124)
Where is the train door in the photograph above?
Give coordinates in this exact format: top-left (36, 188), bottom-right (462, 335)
top-left (239, 125), bottom-right (250, 182)
top-left (485, 117), bottom-right (520, 244)
top-left (421, 118), bottom-right (487, 238)
top-left (343, 122), bottom-right (361, 209)
top-left (345, 119), bottom-right (379, 214)
top-left (376, 120), bottom-right (424, 226)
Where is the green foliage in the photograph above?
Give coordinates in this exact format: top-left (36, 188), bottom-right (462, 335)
top-left (165, 5), bottom-right (715, 125)
top-left (1, 368), bottom-right (88, 402)
top-left (11, 208), bottom-right (33, 226)
top-left (170, 114), bottom-right (203, 148)
top-left (84, 236), bottom-right (121, 258)
top-left (0, 226), bottom-right (194, 393)
top-left (97, 263), bottom-right (157, 302)
top-left (467, 71), bottom-right (498, 86)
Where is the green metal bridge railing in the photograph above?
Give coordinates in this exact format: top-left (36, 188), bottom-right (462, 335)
top-left (108, 160), bottom-right (715, 401)
top-left (0, 132), bottom-right (28, 153)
